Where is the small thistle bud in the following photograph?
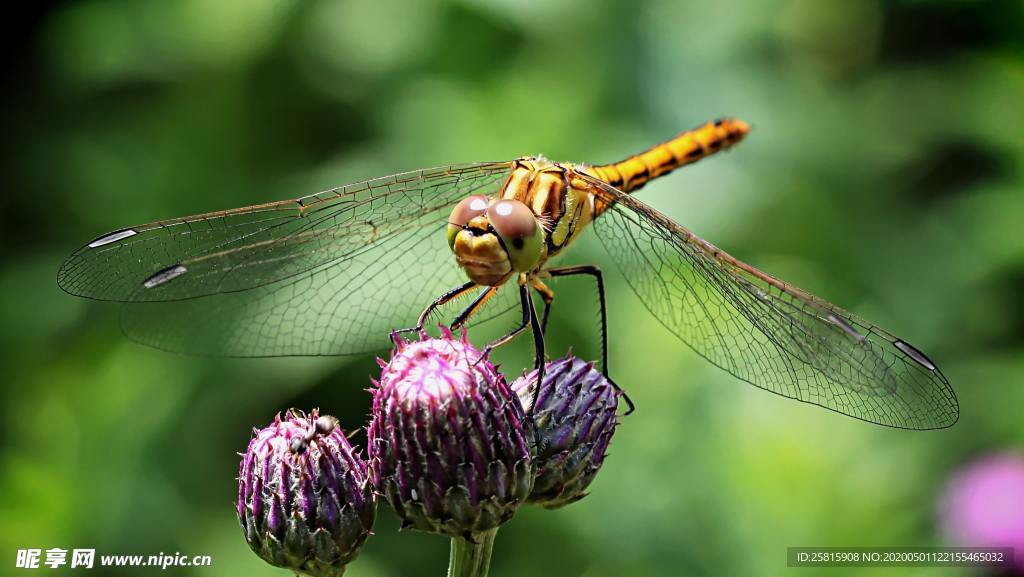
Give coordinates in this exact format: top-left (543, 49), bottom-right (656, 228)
top-left (368, 329), bottom-right (533, 538)
top-left (511, 354), bottom-right (619, 509)
top-left (237, 409), bottom-right (375, 577)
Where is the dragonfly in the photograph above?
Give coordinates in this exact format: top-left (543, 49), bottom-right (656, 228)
top-left (57, 119), bottom-right (959, 430)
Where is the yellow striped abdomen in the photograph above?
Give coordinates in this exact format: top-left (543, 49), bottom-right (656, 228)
top-left (589, 118), bottom-right (750, 194)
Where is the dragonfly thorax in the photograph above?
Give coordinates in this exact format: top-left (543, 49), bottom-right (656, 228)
top-left (500, 158), bottom-right (598, 255)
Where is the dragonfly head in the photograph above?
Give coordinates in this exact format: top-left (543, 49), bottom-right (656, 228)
top-left (447, 195), bottom-right (544, 286)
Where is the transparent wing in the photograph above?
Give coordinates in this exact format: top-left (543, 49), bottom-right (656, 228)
top-left (118, 220), bottom-right (518, 357)
top-left (59, 162), bottom-right (518, 357)
top-left (58, 162), bottom-right (512, 302)
top-left (585, 176), bottom-right (959, 429)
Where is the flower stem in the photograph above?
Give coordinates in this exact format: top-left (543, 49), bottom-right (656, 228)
top-left (447, 528), bottom-right (498, 577)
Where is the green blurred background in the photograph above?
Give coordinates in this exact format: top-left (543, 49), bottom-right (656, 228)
top-left (3, 0), bottom-right (1024, 575)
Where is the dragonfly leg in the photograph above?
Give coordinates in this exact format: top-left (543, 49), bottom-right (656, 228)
top-left (476, 283), bottom-right (532, 357)
top-left (474, 283), bottom-right (547, 413)
top-left (395, 280), bottom-right (477, 337)
top-left (525, 285), bottom-right (546, 412)
top-left (546, 265), bottom-right (635, 415)
top-left (449, 285), bottom-right (499, 330)
top-left (531, 278), bottom-right (555, 335)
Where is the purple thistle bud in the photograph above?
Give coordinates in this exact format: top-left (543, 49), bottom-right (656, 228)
top-left (511, 354), bottom-right (619, 509)
top-left (368, 329), bottom-right (533, 538)
top-left (237, 409), bottom-right (375, 577)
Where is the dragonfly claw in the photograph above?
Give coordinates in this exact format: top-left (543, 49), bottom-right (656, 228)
top-left (605, 373), bottom-right (635, 416)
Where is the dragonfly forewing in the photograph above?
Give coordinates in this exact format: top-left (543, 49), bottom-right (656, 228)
top-left (57, 163), bottom-right (512, 303)
top-left (60, 162), bottom-right (519, 357)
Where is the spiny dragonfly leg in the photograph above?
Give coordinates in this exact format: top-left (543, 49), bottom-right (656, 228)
top-left (475, 283), bottom-right (531, 359)
top-left (449, 285), bottom-right (499, 330)
top-left (546, 265), bottom-right (635, 415)
top-left (395, 280), bottom-right (477, 337)
top-left (473, 282), bottom-right (547, 413)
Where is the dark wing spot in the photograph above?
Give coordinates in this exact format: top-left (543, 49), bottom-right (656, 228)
top-left (894, 339), bottom-right (937, 371)
top-left (88, 228), bottom-right (137, 248)
top-left (142, 264), bottom-right (188, 289)
top-left (827, 313), bottom-right (865, 342)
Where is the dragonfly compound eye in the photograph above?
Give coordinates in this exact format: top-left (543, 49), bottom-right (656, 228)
top-left (489, 199), bottom-right (543, 272)
top-left (447, 195), bottom-right (489, 249)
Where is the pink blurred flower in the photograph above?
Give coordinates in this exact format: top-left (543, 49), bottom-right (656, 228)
top-left (942, 452), bottom-right (1024, 569)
